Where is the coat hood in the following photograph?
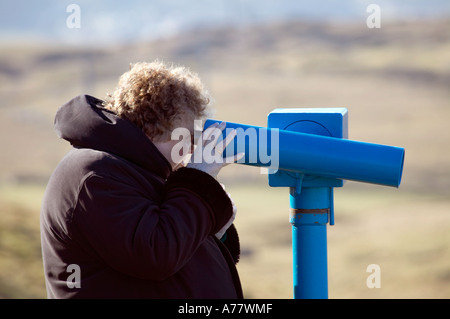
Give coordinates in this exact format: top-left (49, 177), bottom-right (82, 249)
top-left (54, 95), bottom-right (172, 179)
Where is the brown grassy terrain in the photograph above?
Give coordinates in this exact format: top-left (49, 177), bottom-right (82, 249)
top-left (0, 18), bottom-right (449, 298)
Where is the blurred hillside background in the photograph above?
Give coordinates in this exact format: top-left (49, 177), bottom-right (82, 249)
top-left (0, 0), bottom-right (449, 298)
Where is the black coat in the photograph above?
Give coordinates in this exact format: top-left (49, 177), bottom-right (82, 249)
top-left (40, 95), bottom-right (243, 298)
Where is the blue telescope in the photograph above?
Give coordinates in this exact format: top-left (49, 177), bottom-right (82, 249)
top-left (204, 108), bottom-right (405, 299)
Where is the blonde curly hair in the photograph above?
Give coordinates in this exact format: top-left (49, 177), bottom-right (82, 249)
top-left (104, 60), bottom-right (211, 142)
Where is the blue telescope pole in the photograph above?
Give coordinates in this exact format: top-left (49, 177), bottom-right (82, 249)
top-left (290, 187), bottom-right (331, 299)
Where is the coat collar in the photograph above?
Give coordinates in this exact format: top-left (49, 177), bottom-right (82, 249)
top-left (55, 95), bottom-right (172, 179)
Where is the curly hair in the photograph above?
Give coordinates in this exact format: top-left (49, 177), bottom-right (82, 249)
top-left (104, 60), bottom-right (211, 142)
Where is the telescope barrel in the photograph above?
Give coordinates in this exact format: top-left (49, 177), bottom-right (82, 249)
top-left (203, 119), bottom-right (405, 187)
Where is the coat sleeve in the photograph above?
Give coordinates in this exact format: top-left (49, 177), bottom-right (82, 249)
top-left (72, 167), bottom-right (233, 281)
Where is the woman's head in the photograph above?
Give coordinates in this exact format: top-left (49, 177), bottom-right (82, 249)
top-left (104, 60), bottom-right (211, 143)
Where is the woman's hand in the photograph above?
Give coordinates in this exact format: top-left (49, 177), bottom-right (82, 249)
top-left (187, 122), bottom-right (244, 179)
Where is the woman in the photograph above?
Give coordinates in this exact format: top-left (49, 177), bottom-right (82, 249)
top-left (40, 61), bottom-right (243, 298)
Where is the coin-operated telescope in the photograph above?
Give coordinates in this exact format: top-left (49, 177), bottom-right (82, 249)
top-left (204, 108), bottom-right (405, 299)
